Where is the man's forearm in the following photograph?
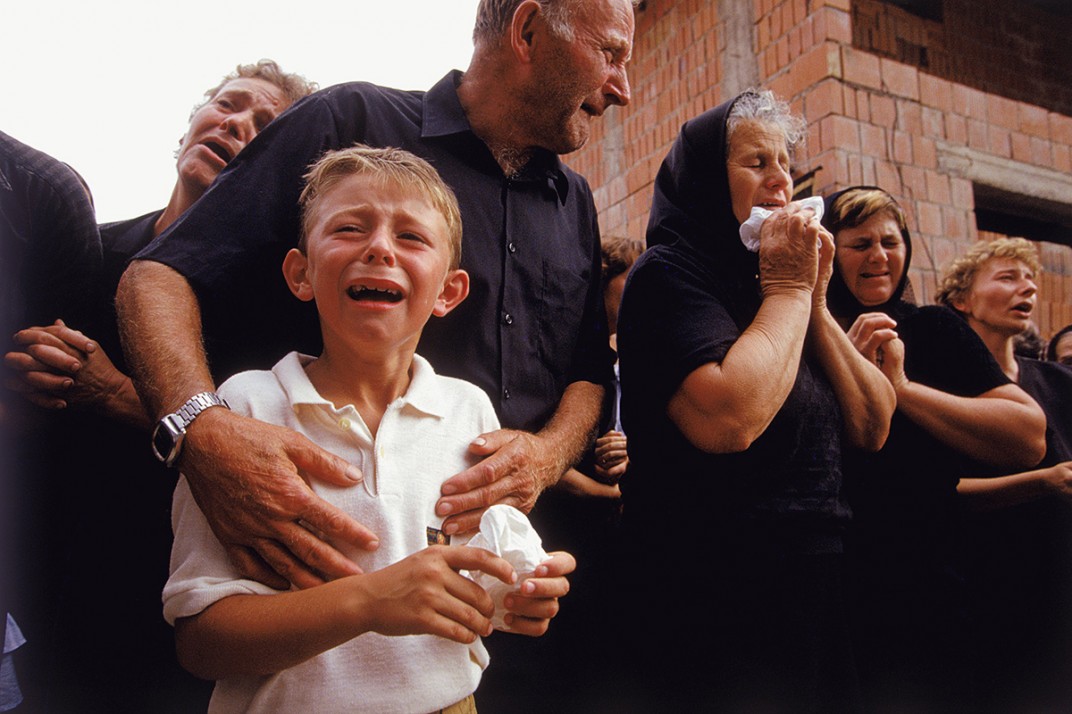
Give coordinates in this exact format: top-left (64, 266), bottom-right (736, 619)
top-left (115, 260), bottom-right (215, 419)
top-left (535, 380), bottom-right (604, 486)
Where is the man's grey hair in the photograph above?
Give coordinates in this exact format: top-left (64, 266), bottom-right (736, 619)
top-left (727, 89), bottom-right (808, 157)
top-left (472, 0), bottom-right (641, 46)
top-left (473, 0), bottom-right (578, 45)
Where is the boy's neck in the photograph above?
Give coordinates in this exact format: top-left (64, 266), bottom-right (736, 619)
top-left (304, 347), bottom-right (415, 437)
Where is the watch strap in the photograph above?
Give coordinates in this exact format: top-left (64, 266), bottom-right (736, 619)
top-left (171, 391), bottom-right (229, 429)
top-left (152, 391), bottom-right (229, 466)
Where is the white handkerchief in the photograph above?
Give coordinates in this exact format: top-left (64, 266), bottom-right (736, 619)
top-left (739, 195), bottom-right (826, 252)
top-left (465, 505), bottom-right (550, 630)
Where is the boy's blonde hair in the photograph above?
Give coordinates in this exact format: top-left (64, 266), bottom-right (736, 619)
top-left (298, 145), bottom-right (464, 269)
top-left (936, 237), bottom-right (1041, 310)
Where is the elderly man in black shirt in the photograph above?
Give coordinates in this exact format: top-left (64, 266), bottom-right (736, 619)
top-left (117, 0), bottom-right (635, 600)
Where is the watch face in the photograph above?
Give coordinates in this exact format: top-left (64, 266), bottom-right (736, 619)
top-left (152, 417), bottom-right (184, 465)
top-left (152, 423), bottom-right (175, 463)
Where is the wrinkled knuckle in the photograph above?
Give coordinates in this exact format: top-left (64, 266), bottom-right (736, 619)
top-left (478, 462), bottom-right (500, 487)
top-left (316, 508), bottom-right (348, 536)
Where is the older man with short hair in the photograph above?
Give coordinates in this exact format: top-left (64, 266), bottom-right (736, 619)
top-left (117, 0), bottom-right (635, 585)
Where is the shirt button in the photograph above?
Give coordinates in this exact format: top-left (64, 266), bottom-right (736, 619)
top-left (507, 241), bottom-right (517, 254)
top-left (503, 388), bottom-right (511, 400)
top-left (338, 418), bottom-right (351, 430)
top-left (502, 312), bottom-right (514, 326)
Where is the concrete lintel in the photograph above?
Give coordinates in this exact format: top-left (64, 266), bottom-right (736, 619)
top-left (937, 142), bottom-right (1072, 208)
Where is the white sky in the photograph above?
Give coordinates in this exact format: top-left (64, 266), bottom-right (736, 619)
top-left (1, 0), bottom-right (481, 223)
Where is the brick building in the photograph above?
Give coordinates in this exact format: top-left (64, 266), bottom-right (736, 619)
top-left (568, 0), bottom-right (1072, 339)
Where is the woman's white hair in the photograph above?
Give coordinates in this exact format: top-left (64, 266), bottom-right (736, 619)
top-left (727, 89), bottom-right (808, 156)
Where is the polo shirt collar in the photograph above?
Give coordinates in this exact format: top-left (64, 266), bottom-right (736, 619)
top-left (422, 71), bottom-right (570, 205)
top-left (272, 351), bottom-right (448, 419)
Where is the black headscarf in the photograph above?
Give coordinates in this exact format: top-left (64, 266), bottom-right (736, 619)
top-left (821, 185), bottom-right (914, 323)
top-left (645, 92), bottom-right (762, 323)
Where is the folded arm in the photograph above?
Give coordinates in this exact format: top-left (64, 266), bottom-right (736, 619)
top-left (958, 462), bottom-right (1072, 511)
top-left (894, 380), bottom-right (1045, 470)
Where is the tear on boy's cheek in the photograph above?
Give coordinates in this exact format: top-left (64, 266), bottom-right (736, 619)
top-left (426, 526), bottom-right (451, 546)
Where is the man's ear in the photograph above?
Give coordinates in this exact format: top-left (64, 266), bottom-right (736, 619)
top-left (282, 248), bottom-right (314, 302)
top-left (509, 0), bottom-right (544, 64)
top-left (433, 269), bottom-right (470, 317)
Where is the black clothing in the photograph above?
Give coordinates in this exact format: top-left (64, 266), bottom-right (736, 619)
top-left (612, 95), bottom-right (858, 712)
top-left (840, 305), bottom-right (1007, 710)
top-left (0, 129), bottom-right (101, 331)
top-left (1019, 357), bottom-right (1072, 465)
top-left (844, 305), bottom-right (1008, 557)
top-left (136, 72), bottom-right (613, 434)
top-left (95, 210), bottom-right (162, 367)
top-left (13, 209), bottom-right (211, 713)
top-left (1, 132), bottom-right (100, 711)
top-left (964, 358), bottom-right (1072, 711)
top-left (822, 187), bottom-right (1009, 710)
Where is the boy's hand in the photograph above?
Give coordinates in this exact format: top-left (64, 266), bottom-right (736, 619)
top-left (359, 546), bottom-right (516, 644)
top-left (593, 429), bottom-right (629, 484)
top-left (501, 551), bottom-right (575, 637)
top-left (181, 409), bottom-right (379, 589)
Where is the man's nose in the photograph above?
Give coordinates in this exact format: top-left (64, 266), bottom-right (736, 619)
top-left (605, 65), bottom-right (631, 107)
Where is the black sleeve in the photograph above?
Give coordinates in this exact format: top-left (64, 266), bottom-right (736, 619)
top-left (134, 91), bottom-right (355, 295)
top-left (618, 246), bottom-right (740, 422)
top-left (903, 305), bottom-right (1010, 396)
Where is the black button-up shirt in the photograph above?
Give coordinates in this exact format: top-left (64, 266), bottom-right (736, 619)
top-left (136, 72), bottom-right (613, 432)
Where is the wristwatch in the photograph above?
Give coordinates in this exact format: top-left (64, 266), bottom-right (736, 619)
top-left (151, 391), bottom-right (229, 467)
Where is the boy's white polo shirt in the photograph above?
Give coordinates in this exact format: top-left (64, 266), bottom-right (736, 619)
top-left (164, 351), bottom-right (500, 714)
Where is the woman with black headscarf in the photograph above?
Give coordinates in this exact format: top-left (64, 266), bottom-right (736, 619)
top-left (612, 93), bottom-right (894, 711)
top-left (822, 186), bottom-right (1047, 709)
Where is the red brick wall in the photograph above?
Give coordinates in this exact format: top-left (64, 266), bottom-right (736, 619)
top-left (566, 0), bottom-right (1072, 340)
top-left (567, 0), bottom-right (728, 240)
top-left (851, 0), bottom-right (1072, 119)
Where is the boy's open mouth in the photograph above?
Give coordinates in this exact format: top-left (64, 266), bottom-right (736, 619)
top-left (347, 285), bottom-right (403, 303)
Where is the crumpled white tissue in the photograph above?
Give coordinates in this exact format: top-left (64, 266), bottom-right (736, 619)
top-left (465, 504), bottom-right (550, 630)
top-left (738, 196), bottom-right (826, 252)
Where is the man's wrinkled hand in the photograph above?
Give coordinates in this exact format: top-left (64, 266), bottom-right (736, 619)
top-left (435, 429), bottom-right (564, 536)
top-left (180, 408), bottom-right (378, 589)
top-left (4, 320), bottom-right (88, 409)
